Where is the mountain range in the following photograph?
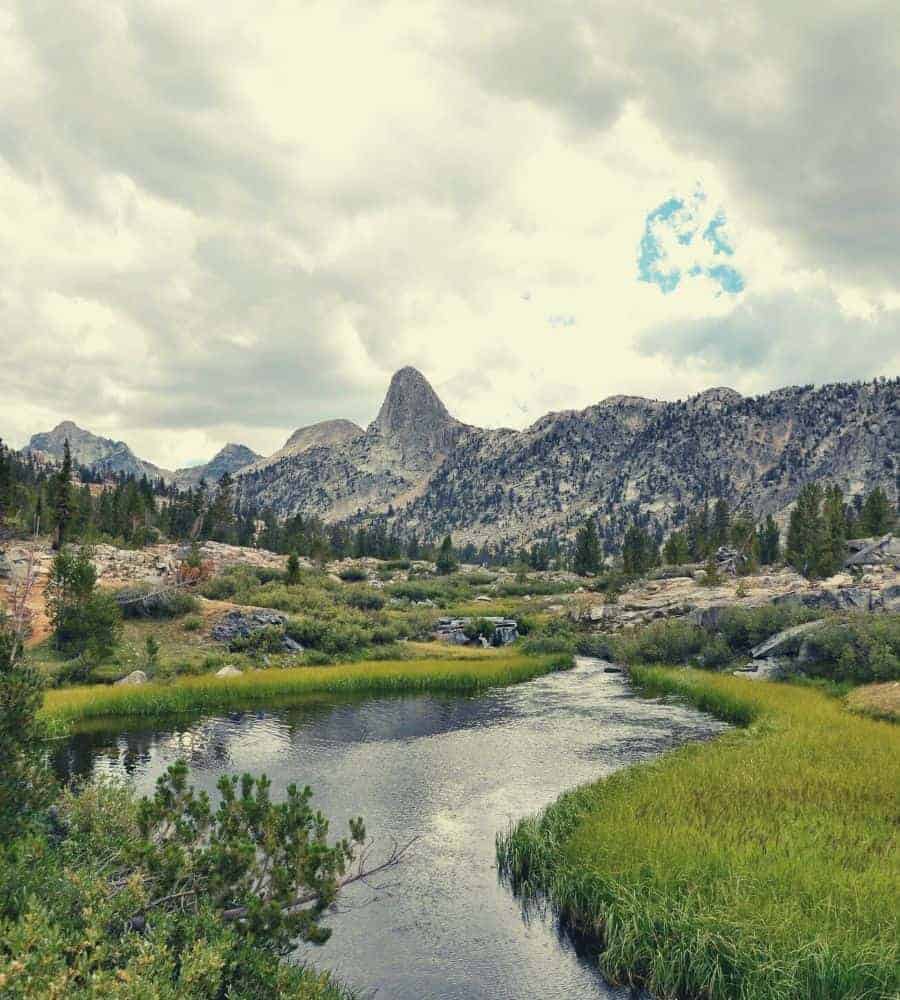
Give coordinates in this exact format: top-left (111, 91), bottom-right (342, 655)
top-left (18, 368), bottom-right (899, 549)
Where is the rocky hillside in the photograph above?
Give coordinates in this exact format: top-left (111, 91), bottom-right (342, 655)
top-left (173, 443), bottom-right (261, 489)
top-left (236, 371), bottom-right (899, 551)
top-left (24, 421), bottom-right (172, 482)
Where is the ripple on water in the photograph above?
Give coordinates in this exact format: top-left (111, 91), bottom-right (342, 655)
top-left (55, 659), bottom-right (727, 1000)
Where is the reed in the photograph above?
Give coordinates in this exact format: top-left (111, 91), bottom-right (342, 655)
top-left (497, 668), bottom-right (900, 1000)
top-left (42, 652), bottom-right (573, 723)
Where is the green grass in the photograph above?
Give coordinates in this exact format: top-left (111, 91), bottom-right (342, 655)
top-left (42, 652), bottom-right (573, 723)
top-left (497, 668), bottom-right (900, 1000)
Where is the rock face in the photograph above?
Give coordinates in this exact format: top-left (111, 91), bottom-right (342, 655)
top-left (234, 372), bottom-right (898, 551)
top-left (173, 443), bottom-right (261, 490)
top-left (25, 421), bottom-right (171, 482)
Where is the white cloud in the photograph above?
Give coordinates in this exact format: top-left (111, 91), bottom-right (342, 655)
top-left (0, 0), bottom-right (897, 466)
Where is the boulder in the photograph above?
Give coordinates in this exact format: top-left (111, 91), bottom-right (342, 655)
top-left (215, 665), bottom-right (243, 678)
top-left (212, 609), bottom-right (286, 643)
top-left (689, 605), bottom-right (729, 630)
top-left (115, 670), bottom-right (148, 686)
top-left (749, 619), bottom-right (827, 659)
top-left (0, 550), bottom-right (10, 578)
top-left (845, 535), bottom-right (900, 569)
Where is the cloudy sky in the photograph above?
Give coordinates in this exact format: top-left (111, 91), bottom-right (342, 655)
top-left (2, 1), bottom-right (899, 468)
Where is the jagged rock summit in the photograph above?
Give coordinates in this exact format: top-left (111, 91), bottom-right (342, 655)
top-left (369, 366), bottom-right (462, 459)
top-left (25, 421), bottom-right (171, 482)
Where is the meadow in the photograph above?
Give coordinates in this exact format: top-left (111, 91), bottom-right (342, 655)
top-left (42, 651), bottom-right (573, 723)
top-left (498, 668), bottom-right (900, 1000)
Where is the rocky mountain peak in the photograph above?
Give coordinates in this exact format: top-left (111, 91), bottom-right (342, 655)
top-left (373, 367), bottom-right (453, 431)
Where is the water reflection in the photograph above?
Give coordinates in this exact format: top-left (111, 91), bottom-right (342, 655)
top-left (54, 659), bottom-right (727, 1000)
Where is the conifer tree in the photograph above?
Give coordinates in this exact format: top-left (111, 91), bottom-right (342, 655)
top-left (435, 534), bottom-right (458, 575)
top-left (52, 439), bottom-right (74, 550)
top-left (573, 517), bottom-right (601, 575)
top-left (757, 514), bottom-right (780, 565)
top-left (859, 486), bottom-right (895, 536)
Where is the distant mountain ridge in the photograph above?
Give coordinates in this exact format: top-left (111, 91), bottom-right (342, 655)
top-left (234, 370), bottom-right (899, 551)
top-left (24, 421), bottom-right (173, 482)
top-left (18, 370), bottom-right (899, 551)
top-left (173, 443), bottom-right (262, 489)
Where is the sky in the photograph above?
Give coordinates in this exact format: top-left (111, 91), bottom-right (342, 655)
top-left (2, 0), bottom-right (899, 469)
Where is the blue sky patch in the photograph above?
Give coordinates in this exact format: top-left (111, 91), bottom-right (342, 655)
top-left (638, 190), bottom-right (744, 295)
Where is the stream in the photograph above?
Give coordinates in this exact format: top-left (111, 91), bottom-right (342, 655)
top-left (53, 658), bottom-right (728, 999)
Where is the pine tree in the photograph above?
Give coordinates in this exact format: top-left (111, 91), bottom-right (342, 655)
top-left (757, 514), bottom-right (780, 565)
top-left (786, 483), bottom-right (826, 578)
top-left (622, 523), bottom-right (657, 575)
top-left (573, 517), bottom-right (601, 575)
top-left (821, 483), bottom-right (848, 576)
top-left (435, 534), bottom-right (458, 575)
top-left (711, 497), bottom-right (731, 549)
top-left (52, 439), bottom-right (74, 550)
top-left (662, 530), bottom-right (690, 565)
top-left (859, 486), bottom-right (895, 536)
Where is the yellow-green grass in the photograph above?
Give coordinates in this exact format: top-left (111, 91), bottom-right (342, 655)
top-left (42, 651), bottom-right (573, 724)
top-left (498, 668), bottom-right (900, 1000)
top-left (846, 681), bottom-right (900, 722)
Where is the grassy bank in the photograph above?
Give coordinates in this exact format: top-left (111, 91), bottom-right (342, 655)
top-left (42, 651), bottom-right (573, 723)
top-left (497, 668), bottom-right (900, 1000)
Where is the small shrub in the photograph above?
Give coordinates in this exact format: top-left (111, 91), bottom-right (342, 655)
top-left (338, 565), bottom-right (368, 582)
top-left (115, 585), bottom-right (199, 619)
top-left (342, 586), bottom-right (386, 611)
top-left (230, 626), bottom-right (285, 655)
top-left (182, 615), bottom-right (203, 632)
top-left (383, 559), bottom-right (411, 570)
top-left (612, 619), bottom-right (707, 666)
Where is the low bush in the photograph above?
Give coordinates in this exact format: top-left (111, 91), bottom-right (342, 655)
top-left (386, 578), bottom-right (472, 604)
top-left (494, 578), bottom-right (578, 597)
top-left (338, 565), bottom-right (367, 582)
top-left (799, 614), bottom-right (900, 683)
top-left (230, 626), bottom-right (286, 655)
top-left (341, 586), bottom-right (386, 611)
top-left (612, 619), bottom-right (707, 666)
top-left (114, 584), bottom-right (199, 619)
top-left (182, 615), bottom-right (203, 632)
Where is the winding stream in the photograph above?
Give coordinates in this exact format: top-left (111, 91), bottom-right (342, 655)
top-left (54, 658), bottom-right (727, 999)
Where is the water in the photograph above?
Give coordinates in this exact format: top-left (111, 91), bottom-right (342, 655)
top-left (54, 659), bottom-right (728, 999)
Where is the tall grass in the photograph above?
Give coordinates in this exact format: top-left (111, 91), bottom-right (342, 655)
top-left (42, 653), bottom-right (573, 724)
top-left (498, 669), bottom-right (900, 1000)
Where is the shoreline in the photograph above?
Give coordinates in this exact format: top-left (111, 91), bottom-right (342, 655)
top-left (41, 652), bottom-right (574, 724)
top-left (497, 667), bottom-right (900, 1000)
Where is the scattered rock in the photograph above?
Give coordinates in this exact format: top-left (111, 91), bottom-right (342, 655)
top-left (215, 665), bottom-right (243, 678)
top-left (845, 535), bottom-right (900, 569)
top-left (115, 670), bottom-right (148, 686)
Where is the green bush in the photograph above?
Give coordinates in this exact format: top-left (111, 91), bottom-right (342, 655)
top-left (114, 584), bottom-right (199, 619)
top-left (495, 578), bottom-right (578, 597)
top-left (341, 586), bottom-right (386, 611)
top-left (54, 591), bottom-right (122, 661)
top-left (716, 604), bottom-right (820, 652)
top-left (230, 626), bottom-right (286, 655)
top-left (799, 615), bottom-right (900, 683)
top-left (182, 615), bottom-right (203, 632)
top-left (612, 619), bottom-right (707, 666)
top-left (285, 615), bottom-right (371, 657)
top-left (383, 559), bottom-right (411, 570)
top-left (338, 565), bottom-right (367, 582)
top-left (387, 578), bottom-right (472, 604)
